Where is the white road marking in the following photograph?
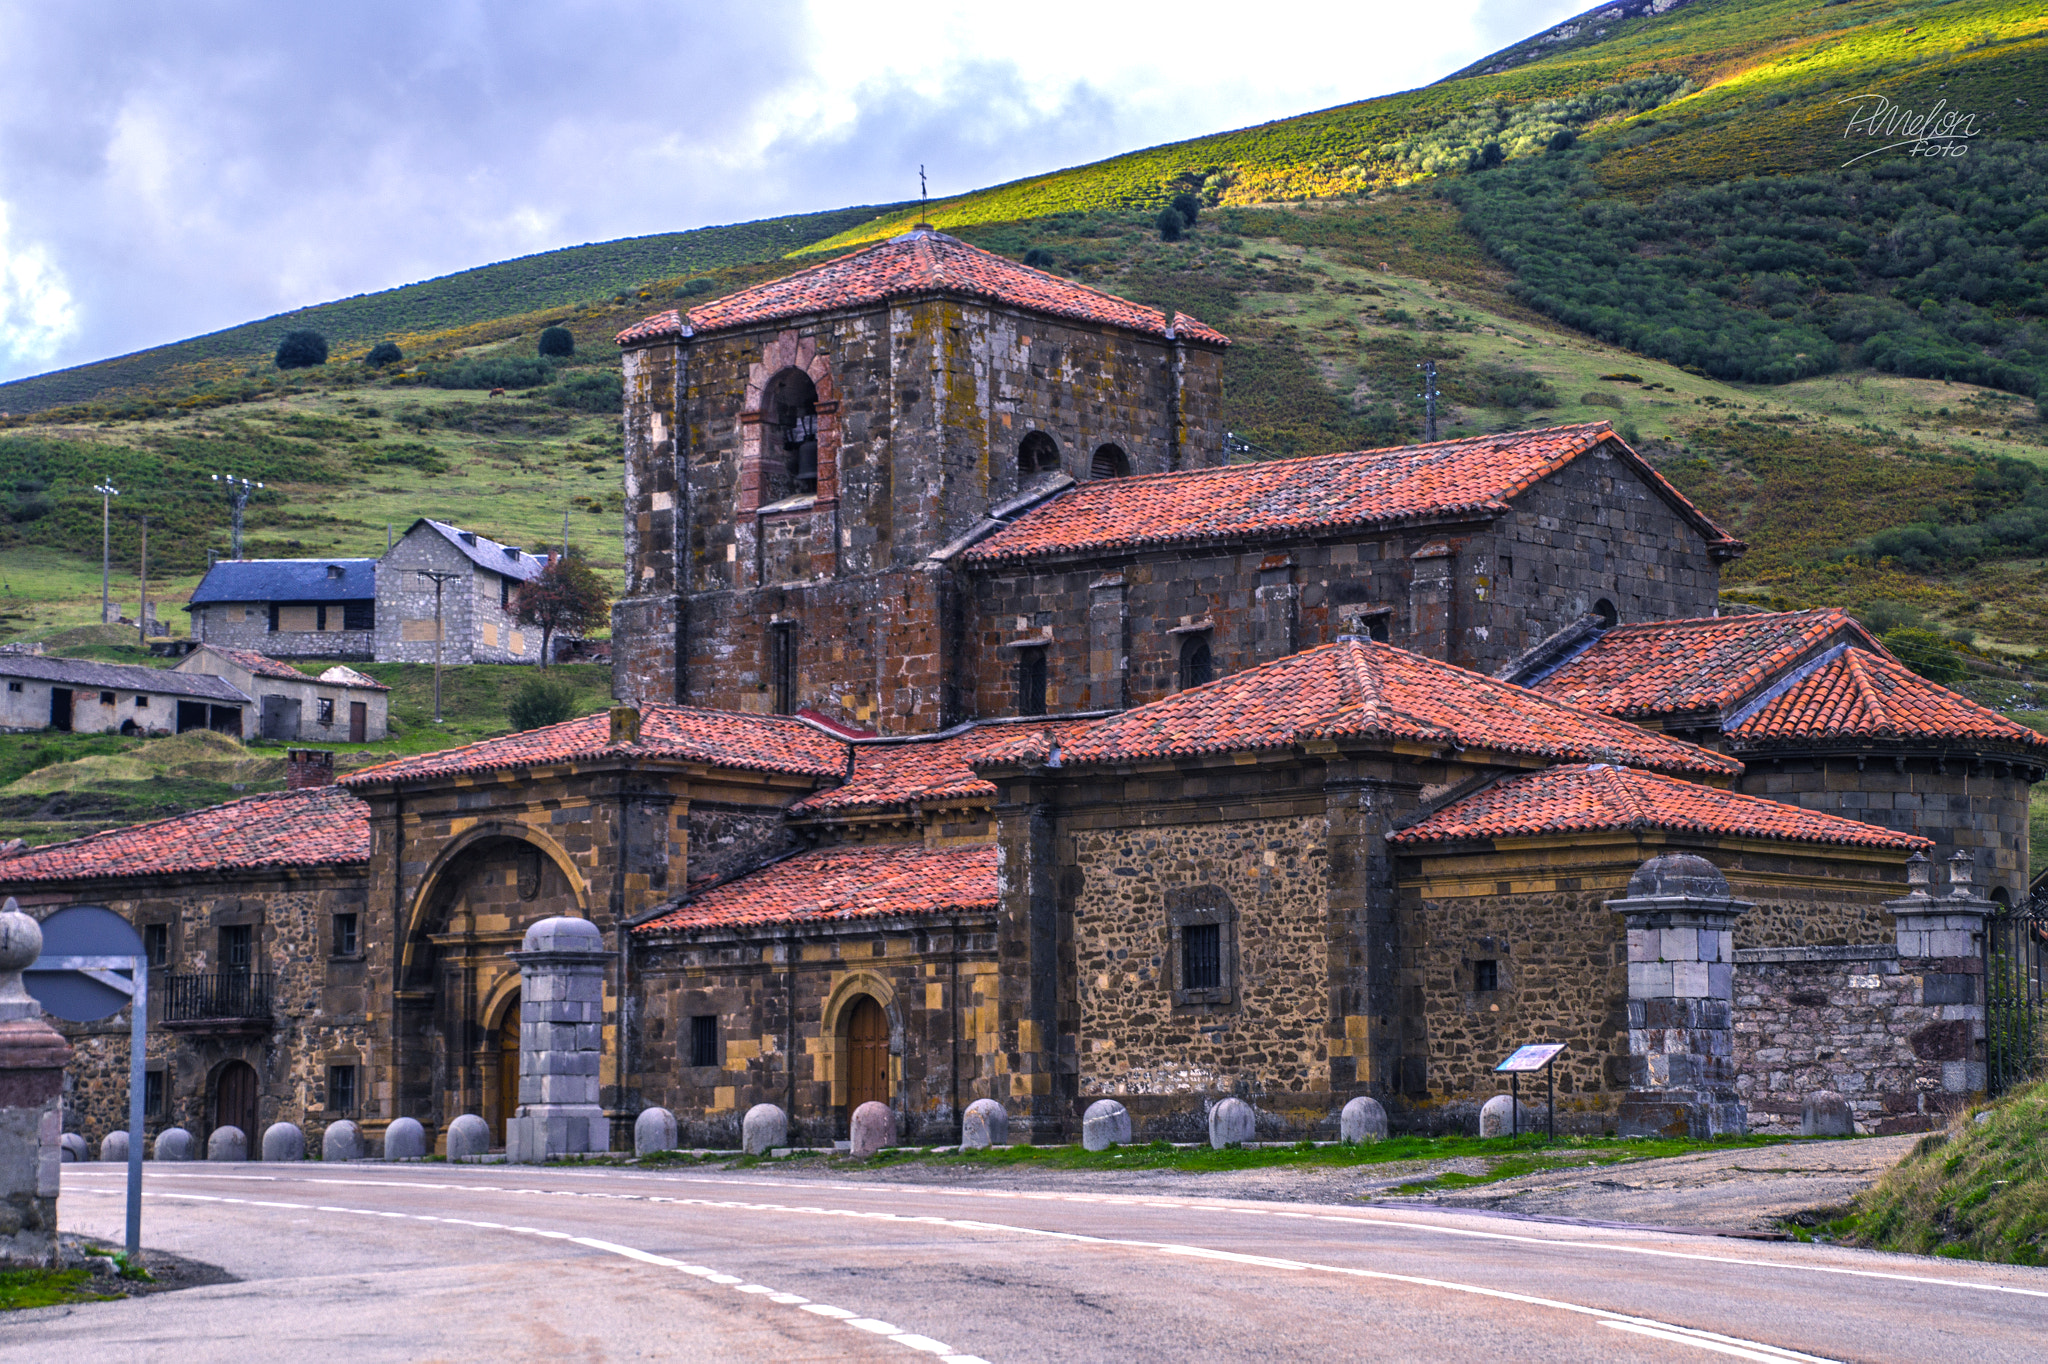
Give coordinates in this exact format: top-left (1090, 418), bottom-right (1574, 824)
top-left (1601, 1321), bottom-right (1826, 1362)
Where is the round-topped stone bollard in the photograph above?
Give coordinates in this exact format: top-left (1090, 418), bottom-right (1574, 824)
top-left (262, 1121), bottom-right (305, 1163)
top-left (1208, 1097), bottom-right (1256, 1150)
top-left (1082, 1099), bottom-right (1132, 1151)
top-left (99, 1130), bottom-right (129, 1162)
top-left (961, 1098), bottom-right (1008, 1150)
top-left (742, 1103), bottom-right (786, 1156)
top-left (635, 1106), bottom-right (678, 1156)
top-left (445, 1114), bottom-right (489, 1161)
top-left (153, 1127), bottom-right (194, 1161)
top-left (1803, 1090), bottom-right (1855, 1137)
top-left (322, 1120), bottom-right (362, 1162)
top-left (1340, 1096), bottom-right (1388, 1144)
top-left (1479, 1095), bottom-right (1547, 1137)
top-left (384, 1116), bottom-right (426, 1160)
top-left (208, 1125), bottom-right (247, 1162)
top-left (849, 1101), bottom-right (896, 1159)
top-left (59, 1133), bottom-right (86, 1162)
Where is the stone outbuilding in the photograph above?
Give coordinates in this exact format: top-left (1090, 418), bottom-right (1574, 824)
top-left (0, 654), bottom-right (248, 736)
top-left (186, 558), bottom-right (379, 660)
top-left (173, 645), bottom-right (390, 743)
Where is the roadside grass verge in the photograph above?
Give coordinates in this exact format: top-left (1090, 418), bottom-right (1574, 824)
top-left (1849, 1079), bottom-right (2048, 1265)
top-left (0, 1267), bottom-right (115, 1312)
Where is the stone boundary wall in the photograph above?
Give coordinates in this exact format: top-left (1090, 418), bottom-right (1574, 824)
top-left (1732, 944), bottom-right (1971, 1135)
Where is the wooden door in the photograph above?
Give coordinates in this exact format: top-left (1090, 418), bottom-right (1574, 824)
top-left (497, 996), bottom-right (521, 1142)
top-left (349, 701), bottom-right (367, 742)
top-left (214, 1060), bottom-right (259, 1142)
top-left (846, 996), bottom-right (889, 1112)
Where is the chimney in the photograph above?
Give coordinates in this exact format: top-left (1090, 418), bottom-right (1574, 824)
top-left (608, 706), bottom-right (641, 746)
top-left (286, 748), bottom-right (336, 789)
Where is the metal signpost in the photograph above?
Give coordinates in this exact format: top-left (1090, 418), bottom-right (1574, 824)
top-left (1494, 1042), bottom-right (1567, 1141)
top-left (22, 903), bottom-right (148, 1260)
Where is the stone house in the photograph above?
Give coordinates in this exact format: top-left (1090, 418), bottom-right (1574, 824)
top-left (0, 654), bottom-right (248, 736)
top-left (173, 646), bottom-right (390, 743)
top-left (186, 559), bottom-right (379, 660)
top-left (372, 519), bottom-right (552, 665)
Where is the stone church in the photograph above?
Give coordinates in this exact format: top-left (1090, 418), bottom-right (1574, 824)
top-left (9, 228), bottom-right (2038, 1154)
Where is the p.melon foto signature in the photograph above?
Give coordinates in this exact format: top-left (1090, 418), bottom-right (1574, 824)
top-left (1834, 92), bottom-right (1981, 167)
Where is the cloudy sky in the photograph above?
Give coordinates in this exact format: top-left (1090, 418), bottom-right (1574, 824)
top-left (0, 1), bottom-right (1588, 384)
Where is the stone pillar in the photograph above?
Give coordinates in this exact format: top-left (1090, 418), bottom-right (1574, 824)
top-left (505, 916), bottom-right (611, 1163)
top-left (0, 900), bottom-right (72, 1267)
top-left (1889, 850), bottom-right (1992, 1106)
top-left (1611, 855), bottom-right (1751, 1139)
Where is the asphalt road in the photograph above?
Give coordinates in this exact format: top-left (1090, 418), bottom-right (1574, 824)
top-left (22, 1161), bottom-right (2048, 1362)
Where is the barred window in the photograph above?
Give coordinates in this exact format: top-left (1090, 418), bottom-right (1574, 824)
top-left (327, 1065), bottom-right (357, 1114)
top-left (689, 1015), bottom-right (718, 1068)
top-left (332, 913), bottom-right (358, 957)
top-left (1183, 923), bottom-right (1221, 990)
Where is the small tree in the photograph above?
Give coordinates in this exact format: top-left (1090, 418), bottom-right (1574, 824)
top-left (537, 326), bottom-right (575, 358)
top-left (365, 340), bottom-right (403, 367)
top-left (1170, 192), bottom-right (1201, 228)
top-left (276, 330), bottom-right (329, 369)
top-left (1155, 207), bottom-right (1184, 242)
top-left (511, 552), bottom-right (611, 670)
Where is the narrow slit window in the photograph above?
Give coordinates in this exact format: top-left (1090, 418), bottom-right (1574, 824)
top-left (327, 1065), bottom-right (357, 1114)
top-left (768, 623), bottom-right (799, 715)
top-left (1017, 646), bottom-right (1048, 717)
top-left (332, 913), bottom-right (358, 957)
top-left (144, 923), bottom-right (169, 968)
top-left (1183, 923), bottom-right (1221, 991)
top-left (689, 1015), bottom-right (719, 1068)
top-left (1179, 633), bottom-right (1212, 691)
top-left (144, 1069), bottom-right (166, 1120)
top-left (1474, 959), bottom-right (1499, 992)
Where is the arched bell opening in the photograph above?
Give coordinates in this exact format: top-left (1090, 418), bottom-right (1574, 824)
top-left (761, 367), bottom-right (820, 503)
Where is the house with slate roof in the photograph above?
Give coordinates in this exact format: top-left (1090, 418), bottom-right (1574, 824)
top-left (173, 645), bottom-right (390, 742)
top-left (186, 557), bottom-right (379, 660)
top-left (0, 653), bottom-right (249, 736)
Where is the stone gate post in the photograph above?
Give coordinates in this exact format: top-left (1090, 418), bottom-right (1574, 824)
top-left (1889, 850), bottom-right (1993, 1106)
top-left (1, 900), bottom-right (72, 1266)
top-left (1610, 855), bottom-right (1751, 1139)
top-left (505, 916), bottom-right (611, 1163)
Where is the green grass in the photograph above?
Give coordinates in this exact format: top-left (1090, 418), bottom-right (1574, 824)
top-left (1851, 1079), bottom-right (2048, 1264)
top-left (0, 1267), bottom-right (114, 1312)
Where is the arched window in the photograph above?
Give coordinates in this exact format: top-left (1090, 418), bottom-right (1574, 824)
top-left (760, 368), bottom-right (819, 500)
top-left (1090, 444), bottom-right (1131, 479)
top-left (1018, 431), bottom-right (1060, 478)
top-left (1179, 633), bottom-right (1212, 691)
top-left (1016, 646), bottom-right (1048, 717)
top-left (1593, 598), bottom-right (1619, 629)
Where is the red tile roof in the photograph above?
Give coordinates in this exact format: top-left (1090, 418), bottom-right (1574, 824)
top-left (1728, 647), bottom-right (2048, 753)
top-left (637, 842), bottom-right (996, 933)
top-left (965, 423), bottom-right (1738, 565)
top-left (792, 719), bottom-right (1099, 816)
top-left (341, 705), bottom-right (846, 788)
top-left (1390, 763), bottom-right (1930, 850)
top-left (207, 647), bottom-right (308, 681)
top-left (1050, 639), bottom-right (1740, 776)
top-left (616, 228), bottom-right (1226, 347)
top-left (0, 786), bottom-right (370, 885)
top-left (1533, 610), bottom-right (1881, 719)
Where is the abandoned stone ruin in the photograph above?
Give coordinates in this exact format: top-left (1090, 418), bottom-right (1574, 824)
top-left (7, 226), bottom-right (2042, 1159)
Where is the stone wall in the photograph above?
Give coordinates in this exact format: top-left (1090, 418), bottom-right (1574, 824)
top-left (190, 602), bottom-right (374, 661)
top-left (1733, 944), bottom-right (1973, 1134)
top-left (374, 528), bottom-right (542, 666)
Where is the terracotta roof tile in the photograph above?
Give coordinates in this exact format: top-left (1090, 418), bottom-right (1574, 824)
top-left (1390, 763), bottom-right (1930, 850)
top-left (341, 705), bottom-right (846, 788)
top-left (1728, 647), bottom-right (2048, 753)
top-left (965, 423), bottom-right (1738, 564)
top-left (1052, 639), bottom-right (1740, 776)
top-left (1534, 609), bottom-right (1880, 718)
top-left (194, 646), bottom-right (321, 684)
top-left (792, 718), bottom-right (1099, 815)
top-left (616, 228), bottom-right (1226, 347)
top-left (0, 786), bottom-right (370, 885)
top-left (637, 842), bottom-right (995, 933)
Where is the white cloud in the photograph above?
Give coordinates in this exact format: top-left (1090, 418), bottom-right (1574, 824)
top-left (0, 203), bottom-right (78, 367)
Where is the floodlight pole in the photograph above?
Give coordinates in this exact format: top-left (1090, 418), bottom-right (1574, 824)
top-left (1416, 361), bottom-right (1441, 442)
top-left (416, 568), bottom-right (463, 723)
top-left (212, 474), bottom-right (264, 560)
top-left (93, 479), bottom-right (120, 624)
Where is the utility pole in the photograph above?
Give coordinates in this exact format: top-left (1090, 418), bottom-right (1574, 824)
top-left (561, 509), bottom-right (569, 562)
top-left (416, 568), bottom-right (463, 724)
top-left (137, 516), bottom-right (147, 647)
top-left (213, 474), bottom-right (264, 559)
top-left (1416, 361), bottom-right (1442, 443)
top-left (93, 479), bottom-right (120, 624)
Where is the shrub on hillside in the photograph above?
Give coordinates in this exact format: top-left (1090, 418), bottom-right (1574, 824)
top-left (1155, 208), bottom-right (1184, 243)
top-left (365, 341), bottom-right (403, 367)
top-left (537, 326), bottom-right (575, 358)
top-left (544, 369), bottom-right (623, 413)
top-left (1170, 192), bottom-right (1201, 227)
top-left (674, 278), bottom-right (715, 297)
top-left (1580, 390), bottom-right (1623, 410)
top-left (1881, 626), bottom-right (1965, 684)
top-left (275, 330), bottom-right (329, 370)
top-left (422, 356), bottom-right (557, 391)
top-left (1022, 248), bottom-right (1055, 268)
top-left (507, 674), bottom-right (580, 731)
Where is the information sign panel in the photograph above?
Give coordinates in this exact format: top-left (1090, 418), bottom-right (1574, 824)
top-left (1495, 1042), bottom-right (1567, 1073)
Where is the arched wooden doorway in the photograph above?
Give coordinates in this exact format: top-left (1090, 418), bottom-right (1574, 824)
top-left (214, 1060), bottom-right (259, 1141)
top-left (496, 993), bottom-right (521, 1143)
top-left (845, 995), bottom-right (889, 1112)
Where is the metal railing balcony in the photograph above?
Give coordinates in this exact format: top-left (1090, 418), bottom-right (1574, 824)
top-left (165, 972), bottom-right (274, 1024)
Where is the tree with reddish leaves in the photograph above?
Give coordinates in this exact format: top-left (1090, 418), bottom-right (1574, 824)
top-left (511, 551), bottom-right (611, 670)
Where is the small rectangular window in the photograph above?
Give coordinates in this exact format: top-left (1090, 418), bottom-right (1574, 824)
top-left (268, 604), bottom-right (280, 632)
top-left (332, 913), bottom-right (359, 958)
top-left (316, 604), bottom-right (328, 631)
top-left (327, 1065), bottom-right (357, 1115)
top-left (501, 575), bottom-right (512, 610)
top-left (342, 600), bottom-right (375, 631)
top-left (689, 1015), bottom-right (718, 1068)
top-left (221, 924), bottom-right (253, 971)
top-left (1366, 613), bottom-right (1390, 643)
top-left (7, 681), bottom-right (20, 692)
top-left (768, 623), bottom-right (799, 715)
top-left (99, 690), bottom-right (116, 705)
top-left (144, 1069), bottom-right (166, 1120)
top-left (317, 697), bottom-right (335, 724)
top-left (1183, 923), bottom-right (1221, 991)
top-left (1017, 646), bottom-right (1048, 717)
top-left (135, 695), bottom-right (149, 707)
top-left (144, 923), bottom-right (170, 968)
top-left (1474, 959), bottom-right (1499, 992)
